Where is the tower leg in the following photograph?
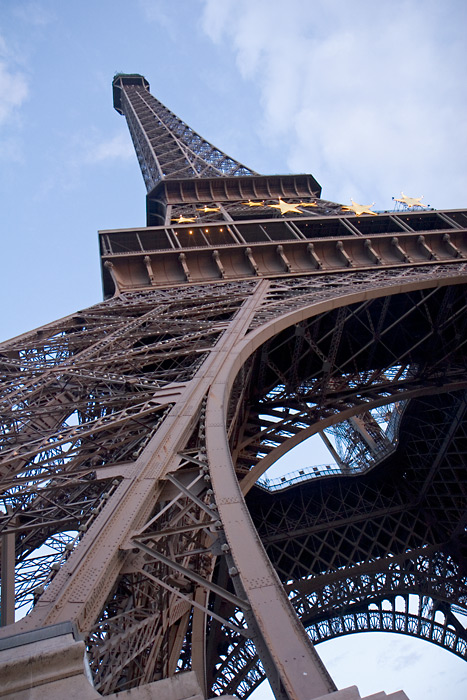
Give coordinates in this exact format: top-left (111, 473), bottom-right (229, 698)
top-left (1, 506), bottom-right (16, 628)
top-left (207, 380), bottom-right (336, 699)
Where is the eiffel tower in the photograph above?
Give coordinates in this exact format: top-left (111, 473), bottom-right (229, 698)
top-left (1, 73), bottom-right (466, 700)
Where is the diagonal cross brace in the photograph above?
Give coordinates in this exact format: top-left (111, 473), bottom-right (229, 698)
top-left (165, 472), bottom-right (217, 519)
top-left (132, 539), bottom-right (250, 612)
top-left (135, 567), bottom-right (250, 639)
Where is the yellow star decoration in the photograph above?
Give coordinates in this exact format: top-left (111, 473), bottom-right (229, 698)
top-left (196, 205), bottom-right (220, 213)
top-left (393, 192), bottom-right (427, 209)
top-left (298, 202), bottom-right (317, 208)
top-left (269, 199), bottom-right (304, 215)
top-left (243, 200), bottom-right (264, 207)
top-left (172, 215), bottom-right (196, 223)
top-left (341, 199), bottom-right (378, 216)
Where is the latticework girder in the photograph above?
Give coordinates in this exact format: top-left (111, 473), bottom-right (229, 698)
top-left (2, 267), bottom-right (467, 697)
top-left (1, 74), bottom-right (467, 700)
top-left (113, 74), bottom-right (256, 191)
top-left (207, 387), bottom-right (467, 697)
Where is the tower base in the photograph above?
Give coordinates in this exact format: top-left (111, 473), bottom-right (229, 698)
top-left (0, 622), bottom-right (410, 700)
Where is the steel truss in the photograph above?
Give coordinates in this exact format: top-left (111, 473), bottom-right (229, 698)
top-left (0, 284), bottom-right (250, 617)
top-left (113, 74), bottom-right (256, 191)
top-left (211, 390), bottom-right (467, 696)
top-left (1, 75), bottom-right (467, 700)
top-left (2, 268), bottom-right (467, 696)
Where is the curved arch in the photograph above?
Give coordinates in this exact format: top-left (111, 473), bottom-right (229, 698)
top-left (307, 609), bottom-right (467, 660)
top-left (210, 270), bottom-right (467, 493)
top-left (206, 269), bottom-right (467, 697)
top-left (241, 380), bottom-right (467, 493)
top-left (291, 566), bottom-right (467, 623)
top-left (211, 604), bottom-right (467, 700)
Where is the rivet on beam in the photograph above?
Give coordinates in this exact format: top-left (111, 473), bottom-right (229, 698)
top-left (144, 255), bottom-right (155, 285)
top-left (276, 245), bottom-right (292, 273)
top-left (391, 237), bottom-right (412, 263)
top-left (336, 240), bottom-right (353, 267)
top-left (245, 247), bottom-right (261, 276)
top-left (178, 253), bottom-right (192, 282)
top-left (104, 260), bottom-right (122, 294)
top-left (417, 235), bottom-right (438, 260)
top-left (212, 250), bottom-right (226, 278)
top-left (364, 239), bottom-right (382, 265)
top-left (442, 233), bottom-right (462, 258)
top-left (307, 242), bottom-right (322, 269)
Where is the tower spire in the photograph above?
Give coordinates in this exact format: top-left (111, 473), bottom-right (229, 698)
top-left (113, 73), bottom-right (257, 191)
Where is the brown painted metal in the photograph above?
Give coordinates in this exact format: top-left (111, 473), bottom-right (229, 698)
top-left (0, 507), bottom-right (16, 626)
top-left (1, 74), bottom-right (467, 700)
top-left (112, 74), bottom-right (256, 192)
top-left (99, 220), bottom-right (467, 298)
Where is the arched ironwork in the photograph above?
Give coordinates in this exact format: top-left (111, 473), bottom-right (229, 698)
top-left (1, 74), bottom-right (467, 700)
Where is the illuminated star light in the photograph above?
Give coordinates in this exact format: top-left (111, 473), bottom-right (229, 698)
top-left (341, 199), bottom-right (378, 216)
top-left (393, 192), bottom-right (427, 208)
top-left (269, 199), bottom-right (304, 215)
top-left (172, 215), bottom-right (197, 223)
top-left (298, 202), bottom-right (318, 208)
top-left (196, 205), bottom-right (220, 213)
top-left (242, 200), bottom-right (264, 207)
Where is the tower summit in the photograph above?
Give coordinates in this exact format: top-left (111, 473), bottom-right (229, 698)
top-left (112, 73), bottom-right (256, 190)
top-left (0, 75), bottom-right (466, 700)
top-left (112, 72), bottom-right (326, 228)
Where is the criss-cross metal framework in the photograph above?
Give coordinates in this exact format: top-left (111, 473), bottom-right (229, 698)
top-left (113, 74), bottom-right (256, 192)
top-left (1, 74), bottom-right (467, 700)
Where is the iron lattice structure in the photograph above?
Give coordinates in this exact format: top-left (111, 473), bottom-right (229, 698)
top-left (112, 74), bottom-right (257, 191)
top-left (1, 73), bottom-right (467, 700)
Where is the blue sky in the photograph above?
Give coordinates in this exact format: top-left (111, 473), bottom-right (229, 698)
top-left (1, 1), bottom-right (466, 698)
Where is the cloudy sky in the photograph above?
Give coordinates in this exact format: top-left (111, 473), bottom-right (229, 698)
top-left (1, 1), bottom-right (466, 698)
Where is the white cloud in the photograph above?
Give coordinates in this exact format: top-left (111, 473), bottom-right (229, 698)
top-left (0, 59), bottom-right (29, 126)
top-left (201, 0), bottom-right (467, 209)
top-left (84, 132), bottom-right (134, 164)
top-left (0, 34), bottom-right (29, 161)
top-left (0, 136), bottom-right (23, 163)
top-left (137, 0), bottom-right (178, 37)
top-left (12, 2), bottom-right (54, 26)
top-left (31, 130), bottom-right (135, 200)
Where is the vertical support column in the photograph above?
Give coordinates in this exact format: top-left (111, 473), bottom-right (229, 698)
top-left (191, 588), bottom-right (208, 697)
top-left (206, 404), bottom-right (336, 699)
top-left (1, 507), bottom-right (16, 627)
top-left (202, 281), bottom-right (336, 698)
top-left (319, 431), bottom-right (347, 472)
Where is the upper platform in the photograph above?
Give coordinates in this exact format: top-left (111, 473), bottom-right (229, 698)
top-left (112, 73), bottom-right (149, 114)
top-left (104, 76), bottom-right (467, 302)
top-left (99, 208), bottom-right (467, 298)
